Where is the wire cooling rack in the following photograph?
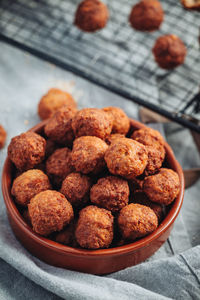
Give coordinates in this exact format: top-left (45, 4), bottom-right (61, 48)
top-left (0, 0), bottom-right (200, 132)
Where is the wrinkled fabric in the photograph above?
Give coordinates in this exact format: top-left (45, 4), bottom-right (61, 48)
top-left (0, 42), bottom-right (199, 300)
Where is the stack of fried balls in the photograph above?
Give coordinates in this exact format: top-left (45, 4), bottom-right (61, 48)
top-left (8, 89), bottom-right (180, 250)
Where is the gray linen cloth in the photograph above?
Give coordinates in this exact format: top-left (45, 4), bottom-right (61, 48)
top-left (0, 42), bottom-right (200, 300)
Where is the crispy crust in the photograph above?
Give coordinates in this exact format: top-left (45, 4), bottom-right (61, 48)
top-left (74, 0), bottom-right (109, 32)
top-left (105, 133), bottom-right (125, 145)
top-left (71, 136), bottom-right (108, 174)
top-left (38, 88), bottom-right (77, 120)
top-left (60, 172), bottom-right (92, 207)
top-left (0, 124), bottom-right (7, 149)
top-left (46, 147), bottom-right (74, 187)
top-left (118, 203), bottom-right (158, 240)
top-left (90, 176), bottom-right (130, 212)
top-left (28, 190), bottom-right (74, 236)
top-left (152, 34), bottom-right (187, 69)
top-left (105, 138), bottom-right (148, 179)
top-left (129, 0), bottom-right (164, 32)
top-left (55, 220), bottom-right (78, 247)
top-left (72, 108), bottom-right (113, 140)
top-left (44, 106), bottom-right (77, 146)
top-left (143, 168), bottom-right (180, 205)
top-left (75, 205), bottom-right (114, 249)
top-left (8, 132), bottom-right (46, 171)
top-left (11, 169), bottom-right (51, 206)
top-left (103, 107), bottom-right (130, 135)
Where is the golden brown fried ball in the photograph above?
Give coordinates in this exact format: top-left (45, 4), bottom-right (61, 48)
top-left (90, 176), bottom-right (129, 212)
top-left (60, 172), bottom-right (92, 207)
top-left (143, 168), bottom-right (180, 205)
top-left (133, 190), bottom-right (163, 222)
top-left (75, 205), bottom-right (114, 249)
top-left (46, 147), bottom-right (74, 187)
top-left (181, 0), bottom-right (200, 11)
top-left (38, 88), bottom-right (77, 120)
top-left (44, 106), bottom-right (77, 147)
top-left (105, 138), bottom-right (148, 179)
top-left (74, 0), bottom-right (109, 32)
top-left (28, 190), bottom-right (74, 236)
top-left (103, 107), bottom-right (130, 135)
top-left (11, 169), bottom-right (51, 206)
top-left (129, 0), bottom-right (164, 32)
top-left (131, 127), bottom-right (165, 175)
top-left (72, 108), bottom-right (113, 140)
top-left (0, 124), bottom-right (7, 149)
top-left (118, 203), bottom-right (158, 241)
top-left (152, 34), bottom-right (187, 69)
top-left (55, 220), bottom-right (78, 247)
top-left (8, 132), bottom-right (46, 171)
top-left (105, 133), bottom-right (125, 145)
top-left (71, 136), bottom-right (108, 174)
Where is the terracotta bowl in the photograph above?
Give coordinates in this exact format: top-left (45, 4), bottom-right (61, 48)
top-left (2, 119), bottom-right (184, 275)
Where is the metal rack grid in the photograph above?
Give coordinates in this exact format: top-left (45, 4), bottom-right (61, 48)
top-left (0, 0), bottom-right (200, 132)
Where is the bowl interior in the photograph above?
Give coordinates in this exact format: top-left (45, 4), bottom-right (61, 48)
top-left (2, 119), bottom-right (184, 257)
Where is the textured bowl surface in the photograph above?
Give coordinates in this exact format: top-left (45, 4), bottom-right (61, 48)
top-left (2, 119), bottom-right (184, 275)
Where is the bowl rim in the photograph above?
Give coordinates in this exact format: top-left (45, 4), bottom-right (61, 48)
top-left (2, 119), bottom-right (185, 258)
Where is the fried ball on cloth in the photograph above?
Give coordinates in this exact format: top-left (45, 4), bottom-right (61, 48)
top-left (103, 106), bottom-right (130, 135)
top-left (132, 190), bottom-right (163, 222)
top-left (129, 0), bottom-right (164, 32)
top-left (71, 136), bottom-right (108, 174)
top-left (118, 203), bottom-right (158, 241)
top-left (90, 176), bottom-right (129, 212)
top-left (75, 205), bottom-right (114, 249)
top-left (60, 172), bottom-right (92, 208)
top-left (28, 190), bottom-right (74, 236)
top-left (105, 138), bottom-right (148, 179)
top-left (143, 168), bottom-right (180, 205)
top-left (38, 88), bottom-right (77, 120)
top-left (46, 147), bottom-right (74, 187)
top-left (44, 106), bottom-right (77, 146)
top-left (74, 0), bottom-right (109, 32)
top-left (11, 169), bottom-right (51, 206)
top-left (131, 127), bottom-right (165, 175)
top-left (8, 132), bottom-right (46, 171)
top-left (0, 124), bottom-right (7, 149)
top-left (152, 34), bottom-right (187, 69)
top-left (72, 108), bottom-right (113, 140)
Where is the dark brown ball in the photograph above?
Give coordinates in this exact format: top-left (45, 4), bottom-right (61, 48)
top-left (129, 0), bottom-right (164, 32)
top-left (152, 34), bottom-right (187, 69)
top-left (8, 132), bottom-right (46, 171)
top-left (75, 205), bottom-right (114, 249)
top-left (103, 107), bottom-right (130, 135)
top-left (75, 0), bottom-right (109, 32)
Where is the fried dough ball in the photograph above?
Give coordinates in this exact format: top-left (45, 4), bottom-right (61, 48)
top-left (105, 138), bottom-right (148, 179)
top-left (55, 220), bottom-right (78, 247)
top-left (71, 136), bottom-right (108, 174)
top-left (118, 203), bottom-right (158, 241)
top-left (90, 176), bottom-right (129, 212)
top-left (72, 108), bottom-right (113, 140)
top-left (28, 190), bottom-right (74, 236)
top-left (46, 147), bottom-right (74, 187)
top-left (74, 0), bottom-right (109, 32)
top-left (75, 206), bottom-right (114, 249)
top-left (11, 169), bottom-right (51, 206)
top-left (44, 106), bottom-right (77, 147)
top-left (143, 168), bottom-right (180, 205)
top-left (103, 107), bottom-right (130, 135)
top-left (8, 132), bottom-right (46, 171)
top-left (0, 124), bottom-right (7, 149)
top-left (105, 133), bottom-right (125, 145)
top-left (131, 127), bottom-right (165, 175)
top-left (181, 0), bottom-right (200, 11)
top-left (129, 0), bottom-right (164, 32)
top-left (60, 172), bottom-right (92, 207)
top-left (152, 34), bottom-right (187, 69)
top-left (45, 139), bottom-right (57, 158)
top-left (38, 88), bottom-right (77, 120)
top-left (133, 190), bottom-right (163, 222)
